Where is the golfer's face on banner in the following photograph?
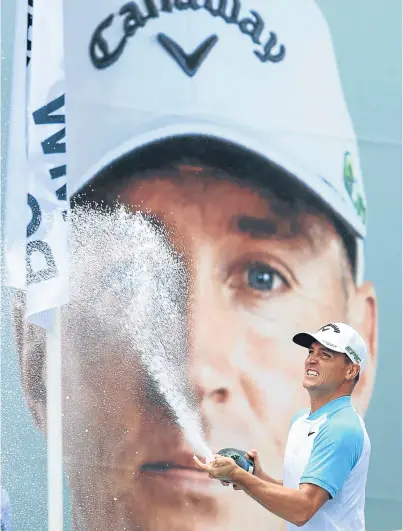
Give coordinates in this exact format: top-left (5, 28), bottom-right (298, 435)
top-left (17, 0), bottom-right (381, 530)
top-left (51, 160), bottom-right (374, 531)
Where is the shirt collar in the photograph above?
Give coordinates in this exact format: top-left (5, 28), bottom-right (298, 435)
top-left (307, 395), bottom-right (351, 421)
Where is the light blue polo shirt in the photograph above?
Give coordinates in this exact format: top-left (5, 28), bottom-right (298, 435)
top-left (283, 396), bottom-right (370, 531)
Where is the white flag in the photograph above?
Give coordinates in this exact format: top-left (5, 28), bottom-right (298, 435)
top-left (4, 0), bottom-right (31, 290)
top-left (5, 0), bottom-right (69, 329)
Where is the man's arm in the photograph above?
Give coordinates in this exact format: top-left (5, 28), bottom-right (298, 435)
top-left (233, 470), bottom-right (282, 489)
top-left (233, 468), bottom-right (329, 527)
top-left (258, 471), bottom-right (283, 486)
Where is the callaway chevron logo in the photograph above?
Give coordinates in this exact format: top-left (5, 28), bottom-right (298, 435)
top-left (157, 33), bottom-right (218, 76)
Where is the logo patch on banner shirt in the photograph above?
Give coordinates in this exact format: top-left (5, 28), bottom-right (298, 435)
top-left (343, 151), bottom-right (366, 225)
top-left (89, 0), bottom-right (286, 71)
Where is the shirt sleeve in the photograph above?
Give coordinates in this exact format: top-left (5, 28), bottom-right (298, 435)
top-left (299, 420), bottom-right (364, 499)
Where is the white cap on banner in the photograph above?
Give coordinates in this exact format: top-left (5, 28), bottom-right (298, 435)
top-left (64, 0), bottom-right (367, 281)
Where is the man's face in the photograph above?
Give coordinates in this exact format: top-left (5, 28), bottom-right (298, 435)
top-left (28, 168), bottom-right (375, 531)
top-left (303, 341), bottom-right (357, 393)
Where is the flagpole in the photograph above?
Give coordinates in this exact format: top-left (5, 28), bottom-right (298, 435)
top-left (6, 1), bottom-right (67, 527)
top-left (46, 307), bottom-right (64, 531)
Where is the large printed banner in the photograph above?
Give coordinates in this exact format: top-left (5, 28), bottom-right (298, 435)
top-left (59, 1), bottom-right (373, 530)
top-left (3, 1), bottom-right (402, 531)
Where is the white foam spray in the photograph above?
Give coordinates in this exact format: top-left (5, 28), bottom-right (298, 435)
top-left (68, 204), bottom-right (213, 462)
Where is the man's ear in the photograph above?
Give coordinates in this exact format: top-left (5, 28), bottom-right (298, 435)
top-left (12, 292), bottom-right (47, 432)
top-left (347, 280), bottom-right (378, 415)
top-left (345, 363), bottom-right (360, 382)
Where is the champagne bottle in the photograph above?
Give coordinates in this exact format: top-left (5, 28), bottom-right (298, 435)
top-left (217, 448), bottom-right (255, 479)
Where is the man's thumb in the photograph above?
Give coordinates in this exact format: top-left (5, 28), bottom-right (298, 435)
top-left (247, 449), bottom-right (258, 459)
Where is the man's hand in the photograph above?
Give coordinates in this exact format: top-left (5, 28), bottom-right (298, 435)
top-left (231, 449), bottom-right (260, 490)
top-left (246, 449), bottom-right (262, 478)
top-left (193, 455), bottom-right (240, 483)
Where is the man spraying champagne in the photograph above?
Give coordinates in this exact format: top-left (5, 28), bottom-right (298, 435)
top-left (196, 323), bottom-right (370, 530)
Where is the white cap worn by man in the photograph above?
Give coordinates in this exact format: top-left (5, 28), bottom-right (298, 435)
top-left (196, 323), bottom-right (371, 530)
top-left (294, 322), bottom-right (368, 372)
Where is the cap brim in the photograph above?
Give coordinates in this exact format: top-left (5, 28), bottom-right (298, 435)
top-left (71, 119), bottom-right (363, 239)
top-left (293, 332), bottom-right (318, 349)
top-left (292, 332), bottom-right (346, 354)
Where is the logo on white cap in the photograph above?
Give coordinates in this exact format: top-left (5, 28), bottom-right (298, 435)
top-left (343, 152), bottom-right (366, 226)
top-left (293, 322), bottom-right (368, 373)
top-left (89, 0), bottom-right (287, 71)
